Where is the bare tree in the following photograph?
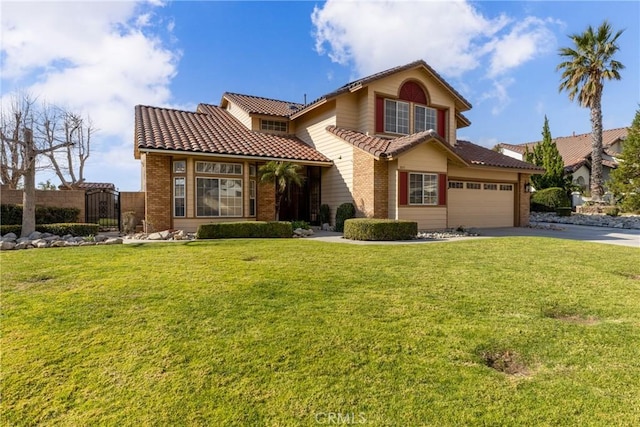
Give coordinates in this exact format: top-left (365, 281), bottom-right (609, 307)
top-left (0, 92), bottom-right (77, 237)
top-left (39, 104), bottom-right (94, 189)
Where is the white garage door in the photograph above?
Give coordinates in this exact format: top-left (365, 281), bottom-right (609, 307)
top-left (447, 181), bottom-right (515, 228)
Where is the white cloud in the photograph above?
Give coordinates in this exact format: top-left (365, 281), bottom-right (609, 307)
top-left (1, 1), bottom-right (180, 190)
top-left (312, 0), bottom-right (557, 109)
top-left (478, 77), bottom-right (515, 115)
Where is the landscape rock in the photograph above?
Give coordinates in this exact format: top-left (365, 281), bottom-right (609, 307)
top-left (95, 234), bottom-right (109, 243)
top-left (15, 242), bottom-right (33, 250)
top-left (0, 241), bottom-right (16, 250)
top-left (28, 231), bottom-right (42, 240)
top-left (2, 233), bottom-right (17, 241)
top-left (105, 238), bottom-right (123, 245)
top-left (50, 240), bottom-right (67, 248)
top-left (530, 212), bottom-right (640, 229)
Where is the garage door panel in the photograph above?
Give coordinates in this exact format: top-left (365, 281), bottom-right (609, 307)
top-left (448, 182), bottom-right (514, 228)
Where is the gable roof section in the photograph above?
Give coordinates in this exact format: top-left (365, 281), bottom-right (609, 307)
top-left (454, 140), bottom-right (544, 171)
top-left (326, 126), bottom-right (468, 163)
top-left (221, 93), bottom-right (303, 118)
top-left (292, 59), bottom-right (472, 119)
top-left (135, 104), bottom-right (331, 164)
top-left (500, 127), bottom-right (627, 170)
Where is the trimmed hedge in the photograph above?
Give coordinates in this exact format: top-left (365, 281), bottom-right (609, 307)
top-left (0, 204), bottom-right (80, 225)
top-left (0, 223), bottom-right (99, 237)
top-left (319, 204), bottom-right (331, 225)
top-left (335, 202), bottom-right (356, 232)
top-left (530, 187), bottom-right (571, 212)
top-left (196, 221), bottom-right (293, 239)
top-left (343, 218), bottom-right (418, 241)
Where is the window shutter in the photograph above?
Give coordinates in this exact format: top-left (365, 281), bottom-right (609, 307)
top-left (376, 97), bottom-right (384, 133)
top-left (438, 173), bottom-right (447, 206)
top-left (437, 109), bottom-right (446, 139)
top-left (399, 171), bottom-right (408, 205)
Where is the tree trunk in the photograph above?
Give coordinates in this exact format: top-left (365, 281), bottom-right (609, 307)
top-left (590, 92), bottom-right (604, 201)
top-left (21, 129), bottom-right (36, 237)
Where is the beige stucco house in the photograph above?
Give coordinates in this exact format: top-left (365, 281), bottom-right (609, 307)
top-left (500, 128), bottom-right (628, 192)
top-left (134, 60), bottom-right (541, 233)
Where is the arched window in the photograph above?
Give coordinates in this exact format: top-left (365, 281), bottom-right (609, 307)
top-left (377, 80), bottom-right (445, 137)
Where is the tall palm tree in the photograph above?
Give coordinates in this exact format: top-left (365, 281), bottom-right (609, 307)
top-left (258, 161), bottom-right (304, 221)
top-left (557, 20), bottom-right (625, 200)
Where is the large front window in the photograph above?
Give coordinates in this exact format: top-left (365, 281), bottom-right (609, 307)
top-left (409, 173), bottom-right (438, 205)
top-left (196, 177), bottom-right (242, 217)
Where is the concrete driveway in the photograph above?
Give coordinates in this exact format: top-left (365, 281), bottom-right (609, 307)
top-left (478, 223), bottom-right (640, 248)
top-left (306, 223), bottom-right (640, 247)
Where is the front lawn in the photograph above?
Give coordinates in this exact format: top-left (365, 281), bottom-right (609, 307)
top-left (2, 238), bottom-right (639, 426)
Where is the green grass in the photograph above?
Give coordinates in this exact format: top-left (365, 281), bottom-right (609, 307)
top-left (2, 238), bottom-right (640, 426)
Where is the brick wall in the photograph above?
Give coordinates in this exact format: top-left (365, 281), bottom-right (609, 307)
top-left (257, 180), bottom-right (276, 221)
top-left (352, 149), bottom-right (389, 218)
top-left (143, 153), bottom-right (172, 231)
top-left (0, 185), bottom-right (85, 222)
top-left (518, 174), bottom-right (530, 227)
top-left (120, 191), bottom-right (145, 230)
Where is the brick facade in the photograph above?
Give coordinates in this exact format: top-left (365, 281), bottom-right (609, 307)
top-left (143, 153), bottom-right (172, 232)
top-left (256, 180), bottom-right (276, 221)
top-left (352, 149), bottom-right (389, 218)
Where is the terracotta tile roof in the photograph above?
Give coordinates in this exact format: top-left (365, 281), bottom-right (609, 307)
top-left (293, 59), bottom-right (472, 118)
top-left (222, 93), bottom-right (303, 118)
top-left (454, 140), bottom-right (544, 171)
top-left (135, 104), bottom-right (331, 164)
top-left (327, 126), bottom-right (460, 159)
top-left (500, 128), bottom-right (627, 169)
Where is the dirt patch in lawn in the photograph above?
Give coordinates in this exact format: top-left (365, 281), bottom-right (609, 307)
top-left (542, 303), bottom-right (600, 325)
top-left (476, 345), bottom-right (529, 376)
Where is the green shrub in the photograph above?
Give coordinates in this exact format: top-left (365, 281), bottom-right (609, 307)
top-left (0, 223), bottom-right (99, 237)
top-left (530, 187), bottom-right (571, 212)
top-left (0, 204), bottom-right (80, 225)
top-left (604, 206), bottom-right (620, 217)
top-left (335, 203), bottom-right (356, 232)
top-left (343, 218), bottom-right (418, 241)
top-left (196, 221), bottom-right (292, 239)
top-left (291, 220), bottom-right (311, 230)
top-left (319, 204), bottom-right (331, 225)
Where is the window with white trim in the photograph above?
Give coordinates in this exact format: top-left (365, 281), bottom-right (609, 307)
top-left (500, 184), bottom-right (513, 191)
top-left (448, 181), bottom-right (464, 189)
top-left (173, 160), bottom-right (186, 174)
top-left (409, 173), bottom-right (438, 205)
top-left (414, 105), bottom-right (437, 133)
top-left (174, 177), bottom-right (185, 217)
top-left (261, 120), bottom-right (288, 133)
top-left (384, 99), bottom-right (409, 134)
top-left (195, 161), bottom-right (242, 175)
top-left (484, 183), bottom-right (498, 190)
top-left (196, 177), bottom-right (243, 217)
top-left (466, 182), bottom-right (481, 190)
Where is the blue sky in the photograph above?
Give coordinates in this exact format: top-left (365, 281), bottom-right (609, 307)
top-left (2, 0), bottom-right (638, 191)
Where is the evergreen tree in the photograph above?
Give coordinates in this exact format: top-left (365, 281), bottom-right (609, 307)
top-left (609, 109), bottom-right (640, 212)
top-left (524, 116), bottom-right (566, 190)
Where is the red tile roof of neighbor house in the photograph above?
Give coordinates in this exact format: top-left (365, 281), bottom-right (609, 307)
top-left (222, 93), bottom-right (304, 117)
top-left (500, 128), bottom-right (628, 171)
top-left (327, 126), bottom-right (543, 171)
top-left (135, 104), bottom-right (331, 164)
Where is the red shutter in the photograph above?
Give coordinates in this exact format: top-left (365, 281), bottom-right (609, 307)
top-left (399, 171), bottom-right (408, 205)
top-left (438, 173), bottom-right (447, 206)
top-left (437, 109), bottom-right (446, 139)
top-left (376, 96), bottom-right (384, 133)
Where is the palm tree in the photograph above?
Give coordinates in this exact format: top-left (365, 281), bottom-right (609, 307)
top-left (258, 161), bottom-right (304, 221)
top-left (557, 20), bottom-right (625, 200)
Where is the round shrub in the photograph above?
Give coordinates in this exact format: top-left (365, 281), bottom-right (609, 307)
top-left (530, 187), bottom-right (571, 212)
top-left (343, 218), bottom-right (418, 241)
top-left (335, 202), bottom-right (356, 232)
top-left (319, 204), bottom-right (331, 225)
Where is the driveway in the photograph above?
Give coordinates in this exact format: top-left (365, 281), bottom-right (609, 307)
top-left (477, 223), bottom-right (640, 248)
top-left (307, 223), bottom-right (640, 248)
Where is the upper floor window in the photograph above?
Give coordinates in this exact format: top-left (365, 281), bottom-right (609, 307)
top-left (384, 99), bottom-right (409, 134)
top-left (173, 160), bottom-right (186, 174)
top-left (261, 120), bottom-right (288, 133)
top-left (414, 105), bottom-right (437, 133)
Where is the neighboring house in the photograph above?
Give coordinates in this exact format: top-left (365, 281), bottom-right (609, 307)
top-left (499, 128), bottom-right (627, 192)
top-left (134, 60), bottom-right (541, 232)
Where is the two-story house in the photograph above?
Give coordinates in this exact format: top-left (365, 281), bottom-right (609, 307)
top-left (134, 60), bottom-right (541, 233)
top-left (499, 128), bottom-right (628, 192)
